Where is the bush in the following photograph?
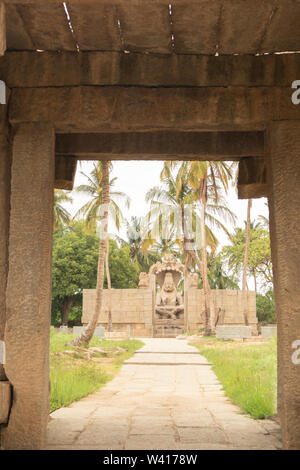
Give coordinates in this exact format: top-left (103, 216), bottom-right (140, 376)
top-left (256, 290), bottom-right (275, 324)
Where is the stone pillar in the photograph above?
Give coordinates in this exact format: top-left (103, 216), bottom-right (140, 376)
top-left (2, 123), bottom-right (54, 449)
top-left (0, 130), bottom-right (10, 382)
top-left (267, 121), bottom-right (300, 450)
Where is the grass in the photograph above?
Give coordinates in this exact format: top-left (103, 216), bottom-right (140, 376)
top-left (192, 336), bottom-right (277, 419)
top-left (50, 329), bottom-right (143, 412)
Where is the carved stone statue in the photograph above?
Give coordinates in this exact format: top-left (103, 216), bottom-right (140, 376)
top-left (155, 272), bottom-right (184, 320)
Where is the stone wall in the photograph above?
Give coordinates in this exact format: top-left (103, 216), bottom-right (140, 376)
top-left (82, 288), bottom-right (154, 337)
top-left (186, 289), bottom-right (258, 334)
top-left (83, 288), bottom-right (258, 337)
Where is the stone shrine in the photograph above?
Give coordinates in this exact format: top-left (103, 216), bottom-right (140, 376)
top-left (151, 254), bottom-right (185, 336)
top-left (82, 254), bottom-right (258, 337)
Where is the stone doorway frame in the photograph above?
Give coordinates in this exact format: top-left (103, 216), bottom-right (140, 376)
top-left (0, 51), bottom-right (300, 450)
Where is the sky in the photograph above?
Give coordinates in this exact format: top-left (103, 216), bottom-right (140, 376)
top-left (65, 160), bottom-right (269, 292)
top-left (66, 160), bottom-right (269, 251)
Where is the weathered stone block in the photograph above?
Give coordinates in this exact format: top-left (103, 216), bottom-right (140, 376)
top-left (73, 326), bottom-right (105, 339)
top-left (59, 325), bottom-right (69, 333)
top-left (261, 326), bottom-right (277, 339)
top-left (216, 325), bottom-right (252, 340)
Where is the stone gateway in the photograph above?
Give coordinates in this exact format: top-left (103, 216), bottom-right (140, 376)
top-left (0, 0), bottom-right (299, 450)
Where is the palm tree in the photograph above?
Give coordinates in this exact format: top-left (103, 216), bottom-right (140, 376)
top-left (154, 161), bottom-right (235, 335)
top-left (149, 226), bottom-right (180, 259)
top-left (242, 198), bottom-right (252, 325)
top-left (146, 170), bottom-right (204, 275)
top-left (53, 189), bottom-right (72, 230)
top-left (115, 216), bottom-right (158, 272)
top-left (74, 162), bottom-right (130, 231)
top-left (72, 161), bottom-right (129, 345)
top-left (186, 161), bottom-right (235, 334)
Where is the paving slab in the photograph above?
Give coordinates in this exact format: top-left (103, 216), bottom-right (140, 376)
top-left (46, 338), bottom-right (282, 450)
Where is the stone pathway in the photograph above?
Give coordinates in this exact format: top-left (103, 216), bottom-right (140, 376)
top-left (46, 338), bottom-right (282, 450)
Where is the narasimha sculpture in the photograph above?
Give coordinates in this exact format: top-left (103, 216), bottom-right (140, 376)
top-left (148, 254), bottom-right (185, 321)
top-left (155, 272), bottom-right (184, 320)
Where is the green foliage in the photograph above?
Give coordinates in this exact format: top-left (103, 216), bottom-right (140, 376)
top-left (146, 165), bottom-right (234, 254)
top-left (50, 330), bottom-right (143, 412)
top-left (193, 337), bottom-right (277, 419)
top-left (52, 222), bottom-right (99, 298)
top-left (52, 222), bottom-right (99, 326)
top-left (198, 253), bottom-right (239, 290)
top-left (51, 223), bottom-right (140, 326)
top-left (116, 216), bottom-right (161, 272)
top-left (222, 224), bottom-right (272, 291)
top-left (256, 290), bottom-right (276, 324)
top-left (74, 161), bottom-right (130, 231)
top-left (104, 239), bottom-right (139, 289)
top-left (50, 360), bottom-right (110, 412)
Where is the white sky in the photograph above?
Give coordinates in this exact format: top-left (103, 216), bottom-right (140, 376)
top-left (67, 160), bottom-right (269, 251)
top-left (65, 160), bottom-right (269, 292)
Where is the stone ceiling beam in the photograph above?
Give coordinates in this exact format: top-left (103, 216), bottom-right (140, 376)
top-left (9, 86), bottom-right (300, 133)
top-left (55, 131), bottom-right (264, 161)
top-left (2, 1), bottom-right (210, 4)
top-left (1, 51), bottom-right (300, 88)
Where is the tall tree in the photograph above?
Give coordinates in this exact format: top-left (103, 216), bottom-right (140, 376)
top-left (242, 199), bottom-right (252, 325)
top-left (52, 221), bottom-right (99, 326)
top-left (74, 162), bottom-right (130, 231)
top-left (146, 169), bottom-right (206, 274)
top-left (156, 161), bottom-right (235, 335)
top-left (188, 161), bottom-right (235, 335)
top-left (222, 222), bottom-right (272, 292)
top-left (72, 162), bottom-right (130, 340)
top-left (72, 161), bottom-right (110, 345)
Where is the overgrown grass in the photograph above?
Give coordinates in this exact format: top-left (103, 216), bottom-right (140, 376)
top-left (192, 337), bottom-right (277, 419)
top-left (50, 329), bottom-right (143, 412)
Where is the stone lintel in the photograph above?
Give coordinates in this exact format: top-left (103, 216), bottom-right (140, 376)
top-left (55, 155), bottom-right (77, 190)
top-left (2, 51), bottom-right (300, 88)
top-left (9, 86), bottom-right (300, 133)
top-left (55, 131), bottom-right (264, 162)
top-left (237, 157), bottom-right (268, 199)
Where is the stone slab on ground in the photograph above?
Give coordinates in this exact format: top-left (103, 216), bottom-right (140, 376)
top-left (216, 325), bottom-right (252, 340)
top-left (73, 326), bottom-right (105, 339)
top-left (46, 338), bottom-right (282, 450)
top-left (261, 326), bottom-right (277, 339)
